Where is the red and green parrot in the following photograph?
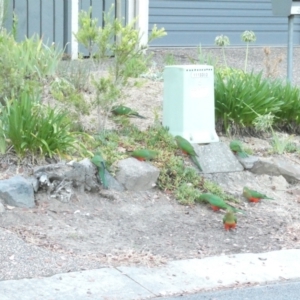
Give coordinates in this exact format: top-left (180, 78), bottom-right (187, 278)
top-left (196, 193), bottom-right (244, 213)
top-left (91, 151), bottom-right (108, 189)
top-left (129, 149), bottom-right (158, 161)
top-left (243, 187), bottom-right (274, 203)
top-left (223, 210), bottom-right (237, 231)
top-left (111, 105), bottom-right (146, 119)
top-left (175, 135), bottom-right (202, 171)
top-left (230, 140), bottom-right (248, 158)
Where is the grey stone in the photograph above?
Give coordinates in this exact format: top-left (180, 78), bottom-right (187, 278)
top-left (116, 158), bottom-right (160, 191)
top-left (250, 157), bottom-right (300, 184)
top-left (34, 160), bottom-right (99, 197)
top-left (0, 175), bottom-right (35, 208)
top-left (0, 202), bottom-right (5, 213)
top-left (77, 158), bottom-right (99, 192)
top-left (237, 155), bottom-right (259, 169)
top-left (193, 142), bottom-right (244, 173)
top-left (104, 170), bottom-right (125, 191)
top-left (26, 176), bottom-right (39, 192)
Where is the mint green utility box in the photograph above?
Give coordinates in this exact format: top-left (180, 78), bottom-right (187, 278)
top-left (163, 65), bottom-right (219, 144)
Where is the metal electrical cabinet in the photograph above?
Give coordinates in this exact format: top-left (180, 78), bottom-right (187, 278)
top-left (163, 65), bottom-right (219, 144)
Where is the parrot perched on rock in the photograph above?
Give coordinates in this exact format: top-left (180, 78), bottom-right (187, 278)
top-left (196, 193), bottom-right (244, 213)
top-left (230, 140), bottom-right (248, 158)
top-left (129, 149), bottom-right (158, 161)
top-left (91, 151), bottom-right (108, 189)
top-left (175, 135), bottom-right (202, 171)
top-left (111, 105), bottom-right (146, 119)
top-left (223, 210), bottom-right (237, 231)
top-left (243, 187), bottom-right (274, 203)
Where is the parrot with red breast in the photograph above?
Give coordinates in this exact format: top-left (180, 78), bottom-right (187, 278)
top-left (223, 210), bottom-right (237, 231)
top-left (196, 193), bottom-right (244, 214)
top-left (243, 187), bottom-right (274, 203)
top-left (129, 149), bottom-right (158, 161)
top-left (175, 135), bottom-right (202, 171)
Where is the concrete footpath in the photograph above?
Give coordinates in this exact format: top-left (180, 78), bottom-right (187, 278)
top-left (1, 249), bottom-right (300, 300)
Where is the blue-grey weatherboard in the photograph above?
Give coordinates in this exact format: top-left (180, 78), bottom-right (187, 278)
top-left (149, 0), bottom-right (300, 47)
top-left (3, 0), bottom-right (126, 55)
top-left (3, 0), bottom-right (300, 50)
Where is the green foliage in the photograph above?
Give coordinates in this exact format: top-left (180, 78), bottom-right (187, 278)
top-left (74, 5), bottom-right (166, 131)
top-left (215, 35), bottom-right (230, 67)
top-left (189, 44), bottom-right (217, 66)
top-left (175, 183), bottom-right (202, 205)
top-left (73, 7), bottom-right (99, 56)
top-left (50, 77), bottom-right (90, 115)
top-left (94, 123), bottom-right (237, 205)
top-left (56, 61), bottom-right (92, 92)
top-left (272, 82), bottom-right (300, 127)
top-left (163, 53), bottom-right (177, 66)
top-left (270, 133), bottom-right (296, 155)
top-left (0, 30), bottom-right (62, 104)
top-left (213, 31), bottom-right (300, 134)
top-left (241, 30), bottom-right (256, 72)
top-left (215, 70), bottom-right (284, 133)
top-left (1, 92), bottom-right (84, 158)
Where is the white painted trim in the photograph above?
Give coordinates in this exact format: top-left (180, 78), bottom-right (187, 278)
top-left (70, 0), bottom-right (78, 60)
top-left (127, 0), bottom-right (135, 23)
top-left (0, 0), bottom-right (4, 29)
top-left (127, 0), bottom-right (149, 47)
top-left (136, 0), bottom-right (149, 47)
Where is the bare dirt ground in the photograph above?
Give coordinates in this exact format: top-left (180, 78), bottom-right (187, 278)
top-left (1, 47), bottom-right (300, 281)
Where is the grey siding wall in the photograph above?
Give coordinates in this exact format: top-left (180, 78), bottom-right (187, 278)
top-left (3, 0), bottom-right (126, 54)
top-left (149, 0), bottom-right (300, 47)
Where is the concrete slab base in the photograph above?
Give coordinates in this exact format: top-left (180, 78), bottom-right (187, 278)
top-left (193, 142), bottom-right (244, 173)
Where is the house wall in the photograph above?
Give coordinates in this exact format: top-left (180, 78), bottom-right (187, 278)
top-left (3, 0), bottom-right (125, 55)
top-left (148, 0), bottom-right (300, 47)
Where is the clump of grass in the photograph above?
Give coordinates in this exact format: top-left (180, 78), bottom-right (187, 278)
top-left (1, 92), bottom-right (87, 158)
top-left (163, 53), bottom-right (177, 65)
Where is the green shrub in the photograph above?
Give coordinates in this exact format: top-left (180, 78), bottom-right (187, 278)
top-left (74, 5), bottom-right (166, 131)
top-left (0, 30), bottom-right (62, 104)
top-left (272, 82), bottom-right (300, 127)
top-left (215, 70), bottom-right (284, 132)
top-left (2, 92), bottom-right (82, 158)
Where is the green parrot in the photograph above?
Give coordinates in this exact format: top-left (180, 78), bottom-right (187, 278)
top-left (223, 210), bottom-right (237, 230)
top-left (91, 151), bottom-right (108, 189)
top-left (229, 140), bottom-right (248, 158)
top-left (129, 149), bottom-right (158, 161)
top-left (243, 187), bottom-right (274, 203)
top-left (175, 135), bottom-right (202, 171)
top-left (196, 193), bottom-right (244, 213)
top-left (111, 105), bottom-right (146, 119)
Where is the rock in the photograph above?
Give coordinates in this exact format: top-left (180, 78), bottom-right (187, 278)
top-left (116, 158), bottom-right (160, 191)
top-left (34, 160), bottom-right (99, 196)
top-left (0, 175), bottom-right (35, 208)
top-left (193, 142), bottom-right (244, 173)
top-left (237, 155), bottom-right (259, 169)
top-left (0, 202), bottom-right (5, 213)
top-left (104, 170), bottom-right (125, 192)
top-left (250, 157), bottom-right (300, 184)
top-left (26, 176), bottom-right (39, 192)
top-left (77, 158), bottom-right (99, 192)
